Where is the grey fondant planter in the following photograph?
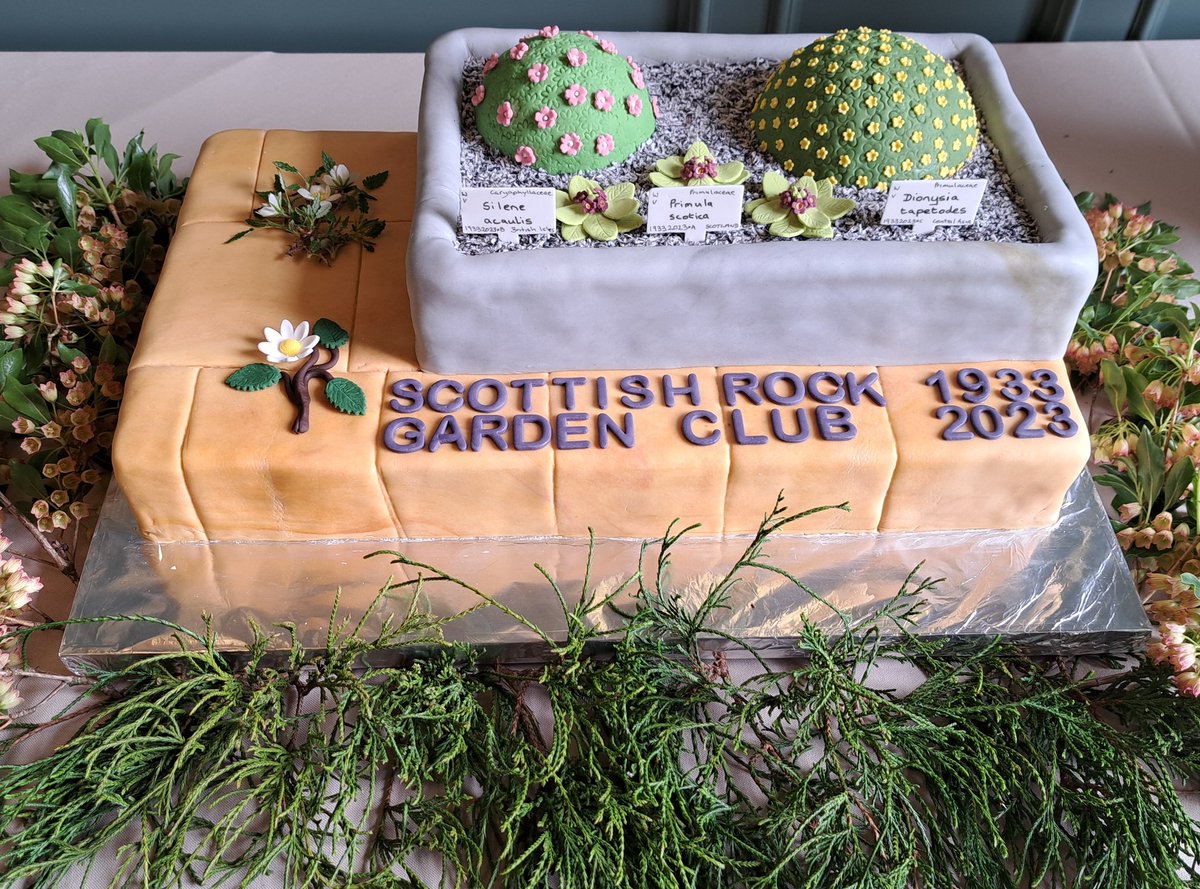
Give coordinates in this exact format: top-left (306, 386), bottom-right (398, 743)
top-left (408, 28), bottom-right (1097, 374)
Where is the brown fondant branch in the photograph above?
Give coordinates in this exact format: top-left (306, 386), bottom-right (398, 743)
top-left (288, 346), bottom-right (340, 435)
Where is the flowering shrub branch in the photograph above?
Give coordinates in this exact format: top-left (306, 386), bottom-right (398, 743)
top-left (227, 156), bottom-right (388, 263)
top-left (1069, 192), bottom-right (1200, 695)
top-left (0, 119), bottom-right (184, 719)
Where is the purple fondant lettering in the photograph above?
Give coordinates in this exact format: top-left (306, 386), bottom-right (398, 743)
top-left (466, 378), bottom-right (508, 413)
top-left (661, 373), bottom-right (701, 407)
top-left (383, 417), bottom-right (426, 453)
top-left (618, 375), bottom-right (654, 409)
top-left (554, 411), bottom-right (590, 449)
top-left (844, 371), bottom-right (886, 407)
top-left (815, 406), bottom-right (856, 441)
top-left (721, 372), bottom-right (761, 407)
top-left (389, 378), bottom-right (423, 413)
top-left (595, 376), bottom-right (609, 409)
top-left (682, 410), bottom-right (721, 446)
top-left (807, 371), bottom-right (846, 404)
top-left (510, 378), bottom-right (544, 412)
top-left (512, 414), bottom-right (551, 450)
top-left (763, 371), bottom-right (804, 406)
top-left (470, 415), bottom-right (510, 451)
top-left (597, 412), bottom-right (635, 449)
top-left (770, 408), bottom-right (810, 442)
top-left (428, 414), bottom-right (467, 452)
top-left (551, 376), bottom-right (587, 410)
top-left (730, 409), bottom-right (768, 445)
top-left (427, 379), bottom-right (464, 413)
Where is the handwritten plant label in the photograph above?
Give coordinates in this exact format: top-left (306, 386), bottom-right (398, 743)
top-left (880, 179), bottom-right (987, 235)
top-left (460, 188), bottom-right (556, 243)
top-left (646, 186), bottom-right (744, 243)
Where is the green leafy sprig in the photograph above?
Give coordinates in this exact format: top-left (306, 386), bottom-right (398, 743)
top-left (4, 500), bottom-right (1200, 888)
top-left (228, 154), bottom-right (388, 263)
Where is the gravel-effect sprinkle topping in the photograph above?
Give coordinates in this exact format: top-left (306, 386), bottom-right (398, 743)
top-left (456, 58), bottom-right (1040, 254)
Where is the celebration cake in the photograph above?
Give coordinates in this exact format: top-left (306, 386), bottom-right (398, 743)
top-left (111, 27), bottom-right (1095, 545)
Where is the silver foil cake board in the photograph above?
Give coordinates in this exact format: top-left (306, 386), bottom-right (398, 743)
top-left (62, 474), bottom-right (1146, 672)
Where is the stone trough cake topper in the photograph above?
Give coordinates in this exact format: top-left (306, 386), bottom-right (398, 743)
top-left (473, 26), bottom-right (658, 174)
top-left (225, 318), bottom-right (366, 434)
top-left (749, 26), bottom-right (979, 189)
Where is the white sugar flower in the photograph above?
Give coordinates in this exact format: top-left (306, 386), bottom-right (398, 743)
top-left (258, 319), bottom-right (320, 363)
top-left (321, 164), bottom-right (354, 189)
top-left (255, 192), bottom-right (286, 217)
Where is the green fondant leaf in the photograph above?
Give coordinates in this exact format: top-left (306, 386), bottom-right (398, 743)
top-left (325, 377), bottom-right (367, 416)
top-left (769, 218), bottom-right (804, 238)
top-left (568, 175), bottom-right (597, 198)
top-left (561, 223), bottom-right (586, 242)
top-left (554, 189), bottom-right (571, 208)
top-left (716, 162), bottom-right (748, 185)
top-left (556, 204), bottom-right (588, 226)
top-left (762, 172), bottom-right (789, 200)
top-left (226, 363), bottom-right (282, 392)
top-left (615, 213), bottom-right (644, 233)
top-left (750, 201), bottom-right (788, 225)
top-left (647, 172), bottom-right (679, 189)
top-left (814, 178), bottom-right (834, 200)
top-left (604, 198), bottom-right (640, 220)
top-left (684, 142), bottom-right (710, 162)
top-left (799, 207), bottom-right (831, 230)
top-left (655, 157), bottom-right (684, 179)
top-left (605, 182), bottom-right (635, 202)
top-left (362, 170), bottom-right (389, 190)
top-left (803, 225), bottom-right (835, 240)
top-left (822, 197), bottom-right (856, 221)
top-left (582, 214), bottom-right (618, 242)
top-left (314, 317), bottom-right (350, 349)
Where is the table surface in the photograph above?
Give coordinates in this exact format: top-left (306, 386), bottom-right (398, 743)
top-left (2, 40), bottom-right (1198, 883)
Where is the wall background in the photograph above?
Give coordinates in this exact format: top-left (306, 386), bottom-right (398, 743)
top-left (2, 0), bottom-right (1197, 52)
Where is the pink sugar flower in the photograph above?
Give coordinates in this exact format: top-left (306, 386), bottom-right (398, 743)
top-left (593, 89), bottom-right (614, 112)
top-left (595, 134), bottom-right (614, 156)
top-left (534, 106), bottom-right (557, 129)
top-left (626, 95), bottom-right (643, 116)
top-left (540, 25), bottom-right (560, 38)
top-left (528, 63), bottom-right (549, 83)
top-left (471, 84), bottom-right (486, 106)
top-left (514, 146), bottom-right (537, 166)
top-left (629, 64), bottom-right (645, 89)
top-left (564, 83), bottom-right (587, 106)
top-left (482, 53), bottom-right (499, 75)
top-left (566, 47), bottom-right (588, 67)
top-left (651, 95), bottom-right (661, 119)
top-left (559, 133), bottom-right (583, 156)
top-left (599, 39), bottom-right (617, 54)
top-left (579, 29), bottom-right (598, 38)
top-left (496, 101), bottom-right (514, 126)
top-left (510, 42), bottom-right (528, 60)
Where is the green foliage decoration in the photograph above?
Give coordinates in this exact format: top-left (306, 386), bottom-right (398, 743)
top-left (227, 155), bottom-right (387, 264)
top-left (745, 171), bottom-right (856, 239)
top-left (4, 500), bottom-right (1200, 888)
top-left (224, 362), bottom-right (282, 392)
top-left (324, 377), bottom-right (366, 416)
top-left (313, 316), bottom-right (350, 349)
top-left (748, 26), bottom-right (978, 188)
top-left (648, 140), bottom-right (749, 188)
top-left (474, 27), bottom-right (656, 174)
top-left (553, 177), bottom-right (642, 242)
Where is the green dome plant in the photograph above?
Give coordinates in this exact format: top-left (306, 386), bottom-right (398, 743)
top-left (748, 26), bottom-right (978, 189)
top-left (473, 26), bottom-right (657, 175)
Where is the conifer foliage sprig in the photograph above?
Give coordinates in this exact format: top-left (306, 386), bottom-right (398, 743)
top-left (3, 499), bottom-right (1200, 889)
